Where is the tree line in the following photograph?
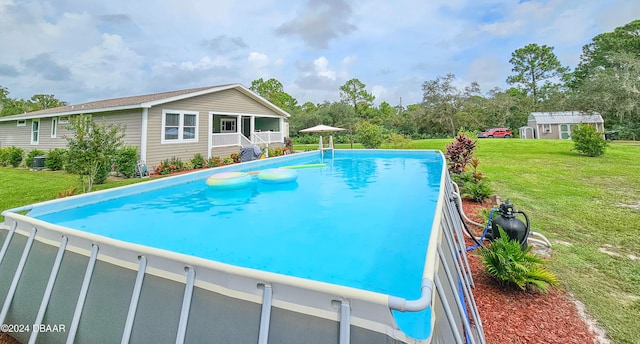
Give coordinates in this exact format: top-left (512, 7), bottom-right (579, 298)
top-left (2, 19), bottom-right (640, 140)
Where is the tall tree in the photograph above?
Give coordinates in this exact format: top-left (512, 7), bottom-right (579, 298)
top-left (249, 78), bottom-right (298, 113)
top-left (421, 73), bottom-right (463, 136)
top-left (570, 52), bottom-right (640, 140)
top-left (339, 78), bottom-right (375, 147)
top-left (29, 94), bottom-right (67, 111)
top-left (506, 44), bottom-right (569, 106)
top-left (571, 19), bottom-right (640, 88)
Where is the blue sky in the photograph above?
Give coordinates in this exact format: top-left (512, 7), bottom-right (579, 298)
top-left (1, 0), bottom-right (639, 107)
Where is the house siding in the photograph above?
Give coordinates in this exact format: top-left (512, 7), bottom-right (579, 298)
top-left (0, 111), bottom-right (142, 156)
top-left (145, 89), bottom-right (282, 167)
top-left (210, 146), bottom-right (242, 158)
top-left (0, 120), bottom-right (32, 148)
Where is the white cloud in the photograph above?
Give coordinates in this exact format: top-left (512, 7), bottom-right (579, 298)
top-left (313, 56), bottom-right (336, 80)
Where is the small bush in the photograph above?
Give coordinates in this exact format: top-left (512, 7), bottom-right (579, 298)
top-left (268, 147), bottom-right (284, 157)
top-left (113, 146), bottom-right (138, 178)
top-left (462, 180), bottom-right (493, 202)
top-left (356, 121), bottom-right (384, 149)
top-left (208, 157), bottom-right (222, 167)
top-left (385, 133), bottom-right (412, 149)
top-left (94, 162), bottom-right (111, 184)
top-left (445, 133), bottom-right (476, 174)
top-left (26, 149), bottom-right (46, 168)
top-left (230, 153), bottom-right (240, 163)
top-left (222, 157), bottom-right (234, 165)
top-left (156, 157), bottom-right (185, 175)
top-left (572, 123), bottom-right (607, 157)
top-left (2, 146), bottom-right (24, 167)
top-left (45, 148), bottom-right (67, 171)
top-left (478, 227), bottom-right (559, 292)
top-left (190, 153), bottom-right (206, 169)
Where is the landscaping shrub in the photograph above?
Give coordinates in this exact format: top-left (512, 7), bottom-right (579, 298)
top-left (156, 157), bottom-right (185, 175)
top-left (222, 157), bottom-right (234, 165)
top-left (0, 147), bottom-right (8, 166)
top-left (1, 146), bottom-right (24, 167)
top-left (190, 153), bottom-right (206, 169)
top-left (207, 157), bottom-right (222, 167)
top-left (445, 133), bottom-right (476, 174)
top-left (268, 147), bottom-right (284, 157)
top-left (356, 121), bottom-right (384, 149)
top-left (230, 153), bottom-right (240, 163)
top-left (463, 180), bottom-right (493, 202)
top-left (113, 146), bottom-right (138, 178)
top-left (26, 149), bottom-right (46, 168)
top-left (385, 133), bottom-right (412, 149)
top-left (45, 148), bottom-right (67, 171)
top-left (94, 162), bottom-right (111, 184)
top-left (572, 123), bottom-right (607, 157)
top-left (478, 227), bottom-right (559, 292)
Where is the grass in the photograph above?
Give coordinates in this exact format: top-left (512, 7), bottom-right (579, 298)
top-left (1, 139), bottom-right (639, 342)
top-left (0, 169), bottom-right (147, 222)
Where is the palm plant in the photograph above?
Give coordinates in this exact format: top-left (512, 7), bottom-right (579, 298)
top-left (478, 228), bottom-right (559, 292)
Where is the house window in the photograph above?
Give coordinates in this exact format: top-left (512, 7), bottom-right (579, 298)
top-left (220, 118), bottom-right (236, 132)
top-left (59, 116), bottom-right (70, 124)
top-left (161, 110), bottom-right (198, 143)
top-left (51, 117), bottom-right (58, 138)
top-left (542, 124), bottom-right (551, 133)
top-left (31, 119), bottom-right (40, 145)
top-left (17, 120), bottom-right (26, 127)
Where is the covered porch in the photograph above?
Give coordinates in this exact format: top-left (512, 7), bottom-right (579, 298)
top-left (208, 113), bottom-right (285, 153)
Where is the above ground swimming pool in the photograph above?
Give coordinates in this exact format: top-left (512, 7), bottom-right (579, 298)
top-left (0, 150), bottom-right (485, 344)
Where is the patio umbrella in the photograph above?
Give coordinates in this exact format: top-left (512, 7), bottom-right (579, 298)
top-left (298, 124), bottom-right (346, 133)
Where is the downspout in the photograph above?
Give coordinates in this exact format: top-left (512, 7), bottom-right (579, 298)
top-left (140, 108), bottom-right (148, 163)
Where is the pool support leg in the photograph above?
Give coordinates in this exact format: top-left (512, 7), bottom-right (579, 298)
top-left (66, 243), bottom-right (99, 344)
top-left (257, 284), bottom-right (273, 344)
top-left (0, 227), bottom-right (37, 325)
top-left (29, 235), bottom-right (68, 344)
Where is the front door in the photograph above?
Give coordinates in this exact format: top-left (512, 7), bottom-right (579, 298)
top-left (242, 117), bottom-right (251, 138)
top-left (559, 124), bottom-right (571, 139)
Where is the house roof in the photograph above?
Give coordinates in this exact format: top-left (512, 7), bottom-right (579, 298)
top-left (0, 83), bottom-right (290, 122)
top-left (528, 111), bottom-right (603, 125)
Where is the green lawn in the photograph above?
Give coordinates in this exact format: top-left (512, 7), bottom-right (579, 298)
top-left (1, 139), bottom-right (639, 342)
top-left (0, 169), bottom-right (147, 222)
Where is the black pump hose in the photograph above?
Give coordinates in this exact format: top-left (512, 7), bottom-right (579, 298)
top-left (452, 196), bottom-right (485, 249)
top-left (516, 210), bottom-right (531, 245)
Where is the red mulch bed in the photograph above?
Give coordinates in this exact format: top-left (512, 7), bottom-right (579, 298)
top-left (461, 201), bottom-right (599, 344)
top-left (0, 201), bottom-right (602, 344)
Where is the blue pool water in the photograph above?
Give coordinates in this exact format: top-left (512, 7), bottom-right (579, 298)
top-left (35, 150), bottom-right (444, 339)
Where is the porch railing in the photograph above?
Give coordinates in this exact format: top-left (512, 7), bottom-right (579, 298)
top-left (211, 132), bottom-right (283, 148)
top-left (253, 131), bottom-right (283, 145)
top-left (211, 133), bottom-right (240, 147)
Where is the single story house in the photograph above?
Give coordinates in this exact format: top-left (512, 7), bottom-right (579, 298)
top-left (0, 84), bottom-right (290, 167)
top-left (520, 111), bottom-right (604, 139)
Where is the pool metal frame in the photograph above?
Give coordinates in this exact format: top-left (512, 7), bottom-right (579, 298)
top-left (0, 150), bottom-right (485, 343)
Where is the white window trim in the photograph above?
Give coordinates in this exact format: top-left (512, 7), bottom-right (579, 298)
top-left (542, 124), bottom-right (552, 133)
top-left (31, 119), bottom-right (40, 145)
top-left (220, 118), bottom-right (237, 133)
top-left (51, 117), bottom-right (58, 138)
top-left (59, 116), bottom-right (70, 124)
top-left (17, 119), bottom-right (26, 127)
top-left (161, 109), bottom-right (199, 144)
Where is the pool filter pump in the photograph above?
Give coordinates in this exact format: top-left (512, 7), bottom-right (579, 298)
top-left (486, 200), bottom-right (530, 250)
